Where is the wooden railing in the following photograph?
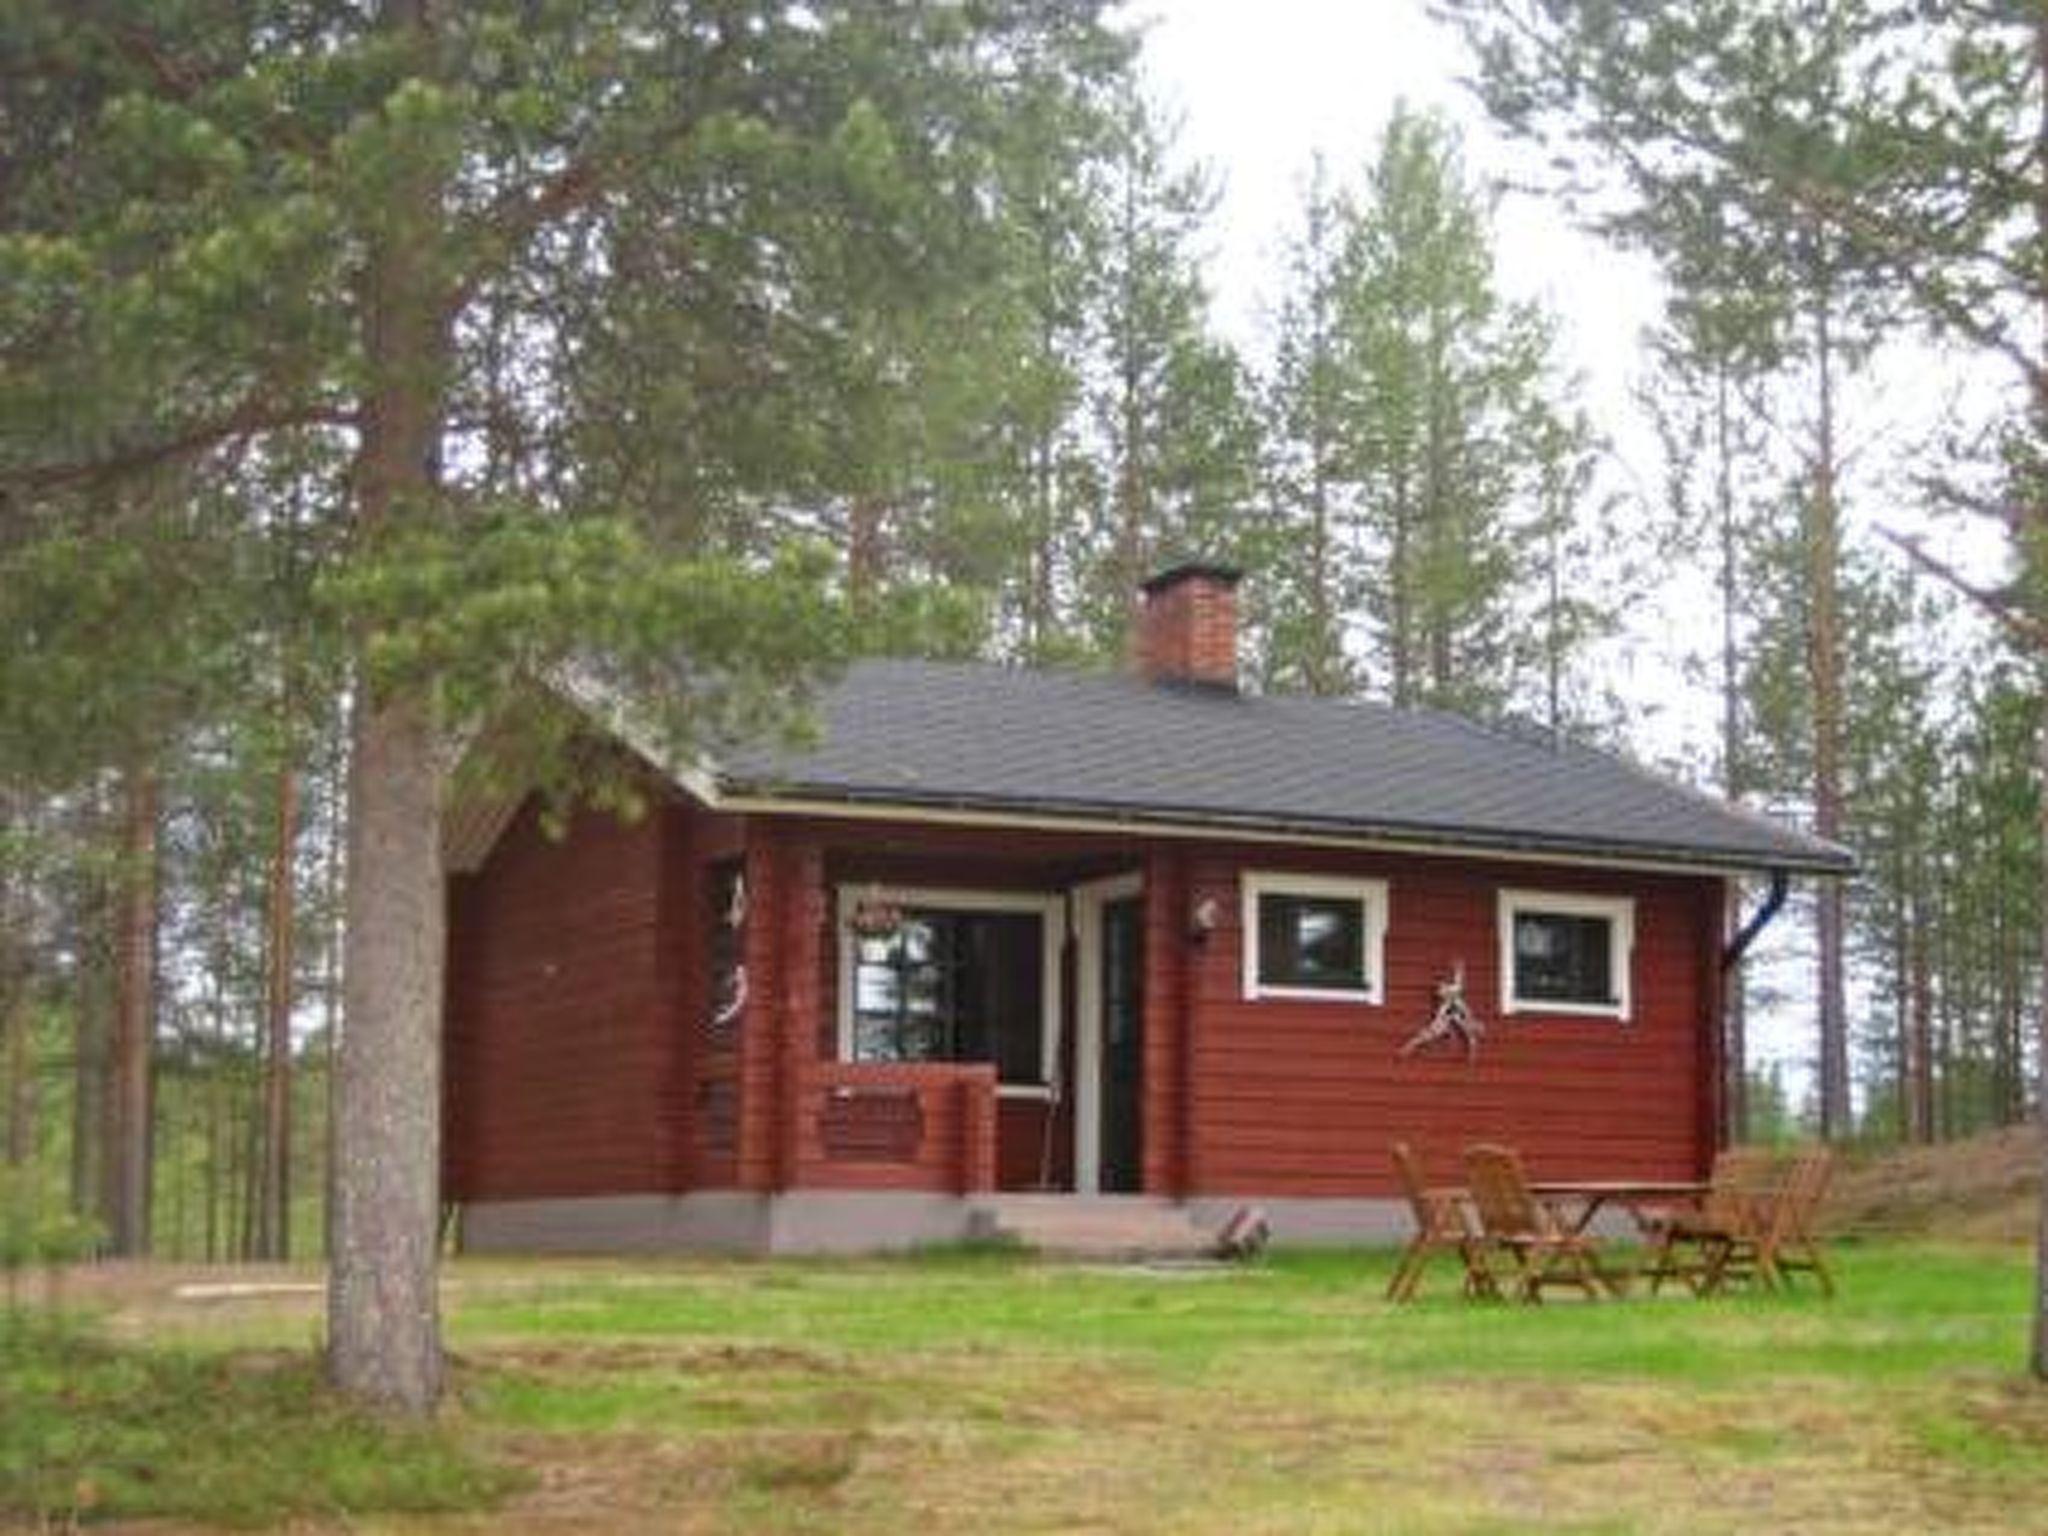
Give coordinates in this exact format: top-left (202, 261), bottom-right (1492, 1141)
top-left (800, 1062), bottom-right (997, 1194)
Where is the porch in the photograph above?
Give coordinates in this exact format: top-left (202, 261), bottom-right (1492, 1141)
top-left (705, 819), bottom-right (1184, 1202)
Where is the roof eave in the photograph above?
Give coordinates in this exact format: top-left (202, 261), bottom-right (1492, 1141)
top-left (712, 777), bottom-right (1857, 878)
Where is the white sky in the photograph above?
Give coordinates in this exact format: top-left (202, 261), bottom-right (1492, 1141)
top-left (1137, 0), bottom-right (1843, 1098)
top-left (1138, 1), bottom-right (1665, 401)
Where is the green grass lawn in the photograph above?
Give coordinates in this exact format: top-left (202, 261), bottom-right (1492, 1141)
top-left (7, 1242), bottom-right (2047, 1532)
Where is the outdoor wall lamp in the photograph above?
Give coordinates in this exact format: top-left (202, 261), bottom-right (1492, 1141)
top-left (1189, 894), bottom-right (1221, 944)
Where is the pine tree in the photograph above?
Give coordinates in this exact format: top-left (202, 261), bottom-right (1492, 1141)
top-left (0, 1), bottom-right (1133, 1412)
top-left (1262, 109), bottom-right (1605, 718)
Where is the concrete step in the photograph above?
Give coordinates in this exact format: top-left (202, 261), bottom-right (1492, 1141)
top-left (970, 1196), bottom-right (1216, 1259)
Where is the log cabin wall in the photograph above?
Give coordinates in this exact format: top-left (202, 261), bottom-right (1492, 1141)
top-left (675, 799), bottom-right (745, 1190)
top-left (1176, 841), bottom-right (1725, 1198)
top-left (447, 790), bottom-right (1727, 1208)
top-left (444, 794), bottom-right (677, 1202)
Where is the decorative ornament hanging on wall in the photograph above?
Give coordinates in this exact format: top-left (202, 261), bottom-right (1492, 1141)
top-left (707, 868), bottom-right (748, 1039)
top-left (847, 882), bottom-right (905, 939)
top-left (1399, 960), bottom-right (1486, 1063)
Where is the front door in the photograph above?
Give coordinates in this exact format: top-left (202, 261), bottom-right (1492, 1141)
top-left (1097, 895), bottom-right (1144, 1194)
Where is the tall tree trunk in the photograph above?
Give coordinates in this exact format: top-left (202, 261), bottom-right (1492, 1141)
top-left (3, 990), bottom-right (30, 1169)
top-left (1114, 157), bottom-right (1147, 637)
top-left (1910, 885), bottom-right (1935, 1144)
top-left (846, 497), bottom-right (886, 620)
top-left (2027, 4), bottom-right (2044, 1383)
top-left (331, 688), bottom-right (444, 1411)
top-left (2034, 657), bottom-right (2047, 1378)
top-left (1, 845), bottom-right (31, 1169)
top-left (255, 765), bottom-right (298, 1261)
top-left (1388, 471), bottom-right (1412, 707)
top-left (70, 967), bottom-right (104, 1225)
top-left (108, 768), bottom-right (159, 1256)
top-left (1808, 291), bottom-right (1851, 1140)
top-left (1716, 365), bottom-right (1747, 1140)
top-left (328, 0), bottom-right (449, 1415)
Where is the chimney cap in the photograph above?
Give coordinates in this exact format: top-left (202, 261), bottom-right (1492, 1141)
top-left (1140, 560), bottom-right (1243, 596)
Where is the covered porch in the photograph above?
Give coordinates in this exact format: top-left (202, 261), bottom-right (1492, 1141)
top-left (709, 817), bottom-right (1189, 1202)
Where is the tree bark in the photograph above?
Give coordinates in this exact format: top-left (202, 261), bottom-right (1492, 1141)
top-left (108, 768), bottom-right (159, 1256)
top-left (1, 844), bottom-right (31, 1169)
top-left (3, 990), bottom-right (30, 1169)
top-left (327, 0), bottom-right (449, 1415)
top-left (1807, 290), bottom-right (1851, 1140)
top-left (1909, 885), bottom-right (1935, 1144)
top-left (2027, 3), bottom-right (2045, 1384)
top-left (2034, 674), bottom-right (2047, 1379)
top-left (845, 496), bottom-right (886, 618)
top-left (1716, 364), bottom-right (1747, 1141)
top-left (329, 689), bottom-right (444, 1412)
top-left (254, 764), bottom-right (298, 1261)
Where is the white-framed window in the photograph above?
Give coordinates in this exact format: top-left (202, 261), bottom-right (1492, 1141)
top-left (835, 886), bottom-right (1063, 1098)
top-left (1497, 889), bottom-right (1635, 1021)
top-left (1240, 872), bottom-right (1389, 1004)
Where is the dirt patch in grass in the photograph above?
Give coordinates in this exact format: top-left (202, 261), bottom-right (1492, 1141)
top-left (479, 1339), bottom-right (842, 1377)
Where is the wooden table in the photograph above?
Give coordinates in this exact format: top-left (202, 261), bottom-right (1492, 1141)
top-left (1528, 1179), bottom-right (1711, 1237)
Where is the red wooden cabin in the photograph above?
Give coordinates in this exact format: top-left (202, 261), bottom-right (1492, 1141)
top-left (441, 565), bottom-right (1849, 1252)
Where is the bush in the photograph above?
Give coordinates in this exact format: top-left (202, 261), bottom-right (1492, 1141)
top-left (0, 1166), bottom-right (101, 1311)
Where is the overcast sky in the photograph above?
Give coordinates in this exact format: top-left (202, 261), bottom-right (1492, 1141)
top-left (1140, 2), bottom-right (1665, 397)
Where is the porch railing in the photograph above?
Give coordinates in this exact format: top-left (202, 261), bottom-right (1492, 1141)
top-left (801, 1062), bottom-right (997, 1194)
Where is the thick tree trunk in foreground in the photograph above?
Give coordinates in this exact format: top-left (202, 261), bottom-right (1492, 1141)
top-left (328, 690), bottom-right (444, 1412)
top-left (328, 0), bottom-right (450, 1413)
top-left (255, 765), bottom-right (298, 1261)
top-left (108, 769), bottom-right (158, 1255)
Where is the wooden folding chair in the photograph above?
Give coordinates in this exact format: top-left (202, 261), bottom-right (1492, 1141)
top-left (1462, 1143), bottom-right (1608, 1303)
top-left (1638, 1148), bottom-right (1774, 1297)
top-left (1386, 1142), bottom-right (1495, 1302)
top-left (1758, 1147), bottom-right (1835, 1296)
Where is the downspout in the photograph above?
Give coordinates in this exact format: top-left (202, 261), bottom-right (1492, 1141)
top-left (1722, 869), bottom-right (1791, 971)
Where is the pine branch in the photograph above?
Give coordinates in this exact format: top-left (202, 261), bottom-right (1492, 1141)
top-left (1879, 527), bottom-right (2048, 653)
top-left (0, 396), bottom-right (355, 497)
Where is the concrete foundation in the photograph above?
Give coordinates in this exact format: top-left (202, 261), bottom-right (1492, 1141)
top-left (459, 1190), bottom-right (1466, 1255)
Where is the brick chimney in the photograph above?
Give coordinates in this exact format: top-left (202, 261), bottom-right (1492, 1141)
top-left (1134, 562), bottom-right (1242, 692)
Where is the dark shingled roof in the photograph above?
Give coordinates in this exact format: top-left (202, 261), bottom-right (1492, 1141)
top-left (713, 659), bottom-right (1851, 875)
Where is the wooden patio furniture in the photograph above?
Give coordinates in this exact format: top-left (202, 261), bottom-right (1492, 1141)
top-left (1759, 1146), bottom-right (1836, 1296)
top-left (1462, 1143), bottom-right (1609, 1303)
top-left (1386, 1142), bottom-right (1495, 1302)
top-left (1637, 1147), bottom-right (1775, 1296)
top-left (1642, 1147), bottom-right (1836, 1297)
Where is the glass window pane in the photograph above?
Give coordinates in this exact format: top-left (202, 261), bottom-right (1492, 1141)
top-left (1514, 912), bottom-right (1614, 1004)
top-left (844, 902), bottom-right (1045, 1083)
top-left (854, 964), bottom-right (899, 1015)
top-left (1258, 893), bottom-right (1366, 989)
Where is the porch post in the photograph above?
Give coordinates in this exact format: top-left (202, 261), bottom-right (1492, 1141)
top-left (735, 830), bottom-right (780, 1190)
top-left (1141, 846), bottom-right (1188, 1197)
top-left (775, 837), bottom-right (826, 1192)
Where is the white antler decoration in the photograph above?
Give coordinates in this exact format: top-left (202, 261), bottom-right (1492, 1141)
top-left (1399, 961), bottom-right (1485, 1063)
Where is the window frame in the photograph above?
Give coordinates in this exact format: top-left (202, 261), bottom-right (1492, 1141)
top-left (834, 885), bottom-right (1063, 1099)
top-left (1240, 871), bottom-right (1389, 1005)
top-left (1496, 888), bottom-right (1636, 1022)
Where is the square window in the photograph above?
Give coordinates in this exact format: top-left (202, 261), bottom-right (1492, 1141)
top-left (1498, 891), bottom-right (1634, 1020)
top-left (1241, 874), bottom-right (1387, 1002)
